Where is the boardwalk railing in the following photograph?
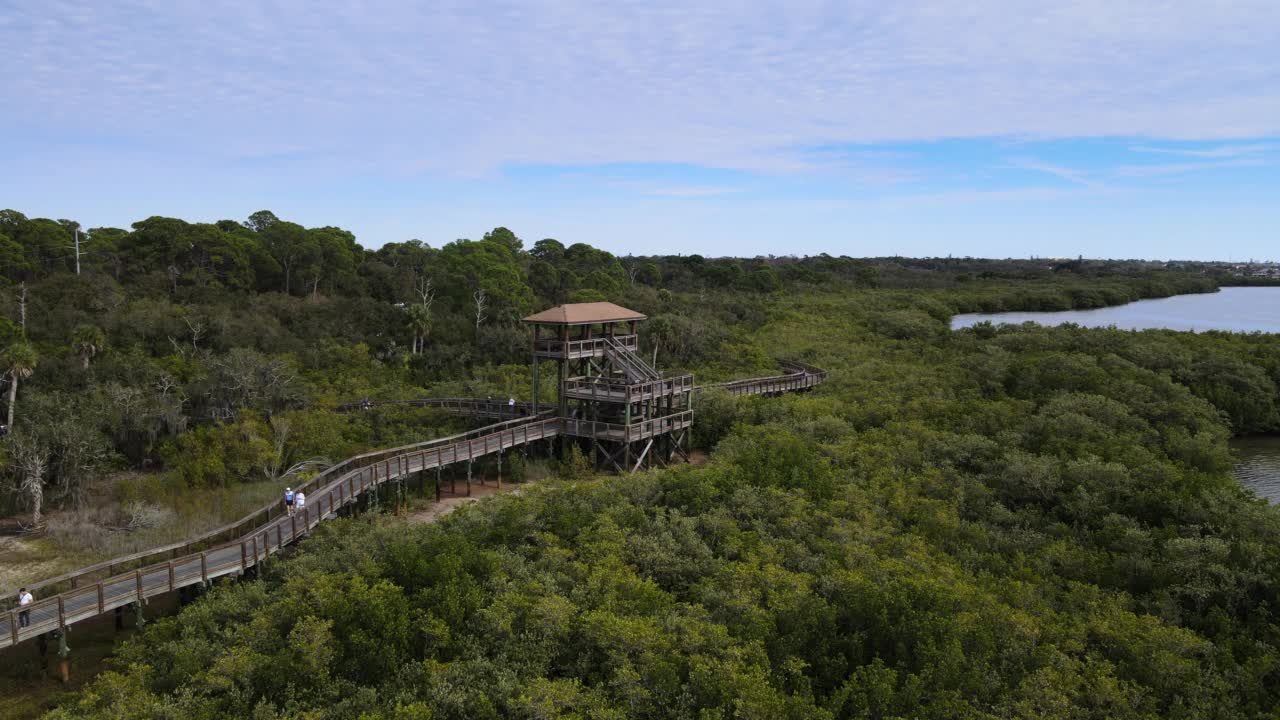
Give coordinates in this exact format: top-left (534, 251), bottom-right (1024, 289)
top-left (0, 359), bottom-right (825, 650)
top-left (702, 359), bottom-right (826, 396)
top-left (0, 416), bottom-right (562, 650)
top-left (3, 412), bottom-right (544, 607)
top-left (333, 396), bottom-right (541, 418)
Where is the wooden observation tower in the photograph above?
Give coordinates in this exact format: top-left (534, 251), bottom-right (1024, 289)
top-left (525, 302), bottom-right (694, 471)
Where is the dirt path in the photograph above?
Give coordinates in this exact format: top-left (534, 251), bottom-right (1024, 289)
top-left (398, 479), bottom-right (536, 525)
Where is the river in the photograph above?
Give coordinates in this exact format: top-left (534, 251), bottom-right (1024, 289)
top-left (951, 287), bottom-right (1280, 500)
top-left (1234, 436), bottom-right (1280, 504)
top-left (951, 286), bottom-right (1280, 333)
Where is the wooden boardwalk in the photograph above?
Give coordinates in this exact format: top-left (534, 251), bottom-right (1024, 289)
top-left (0, 360), bottom-right (824, 651)
top-left (333, 396), bottom-right (539, 418)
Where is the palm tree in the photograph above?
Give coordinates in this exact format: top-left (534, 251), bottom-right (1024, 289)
top-left (406, 304), bottom-right (432, 354)
top-left (73, 323), bottom-right (106, 370)
top-left (2, 340), bottom-right (37, 428)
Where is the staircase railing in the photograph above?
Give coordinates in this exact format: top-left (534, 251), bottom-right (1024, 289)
top-left (604, 336), bottom-right (660, 382)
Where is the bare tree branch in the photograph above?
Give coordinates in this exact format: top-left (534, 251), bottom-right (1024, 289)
top-left (473, 288), bottom-right (488, 334)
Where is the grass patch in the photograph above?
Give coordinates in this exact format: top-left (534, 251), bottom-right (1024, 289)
top-left (3, 475), bottom-right (284, 590)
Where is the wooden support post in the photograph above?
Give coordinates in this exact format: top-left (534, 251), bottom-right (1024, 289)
top-left (497, 451), bottom-right (502, 489)
top-left (466, 459), bottom-right (472, 497)
top-left (240, 542), bottom-right (248, 573)
top-left (624, 410), bottom-right (632, 472)
top-left (55, 627), bottom-right (70, 683)
top-left (419, 451), bottom-right (427, 495)
top-left (435, 464), bottom-right (442, 501)
top-left (532, 355), bottom-right (540, 415)
top-left (167, 561), bottom-right (176, 591)
top-left (9, 610), bottom-right (18, 645)
top-left (200, 553), bottom-right (208, 584)
top-left (633, 438), bottom-right (653, 472)
top-left (558, 358), bottom-right (568, 419)
top-left (135, 570), bottom-right (144, 605)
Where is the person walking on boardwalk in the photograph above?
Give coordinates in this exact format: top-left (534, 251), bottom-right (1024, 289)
top-left (293, 491), bottom-right (306, 519)
top-left (284, 486), bottom-right (295, 517)
top-left (17, 587), bottom-right (32, 628)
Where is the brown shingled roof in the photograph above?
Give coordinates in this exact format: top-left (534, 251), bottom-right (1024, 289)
top-left (522, 302), bottom-right (646, 325)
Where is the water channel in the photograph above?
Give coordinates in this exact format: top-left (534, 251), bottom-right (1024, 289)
top-left (951, 286), bottom-right (1280, 334)
top-left (1233, 436), bottom-right (1280, 504)
top-left (952, 286), bottom-right (1280, 500)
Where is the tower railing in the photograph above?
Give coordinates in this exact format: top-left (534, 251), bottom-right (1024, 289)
top-left (533, 334), bottom-right (638, 359)
top-left (562, 374), bottom-right (695, 403)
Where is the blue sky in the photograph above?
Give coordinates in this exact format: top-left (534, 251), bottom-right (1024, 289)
top-left (1, 1), bottom-right (1277, 260)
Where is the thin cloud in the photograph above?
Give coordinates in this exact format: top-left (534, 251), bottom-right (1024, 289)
top-left (646, 186), bottom-right (742, 197)
top-left (2, 1), bottom-right (1278, 177)
top-left (1115, 158), bottom-right (1269, 177)
top-left (1003, 158), bottom-right (1097, 187)
top-left (1130, 144), bottom-right (1272, 158)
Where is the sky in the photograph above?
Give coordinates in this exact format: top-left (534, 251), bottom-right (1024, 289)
top-left (1, 1), bottom-right (1278, 261)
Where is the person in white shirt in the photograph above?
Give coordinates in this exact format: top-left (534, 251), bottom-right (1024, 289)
top-left (293, 491), bottom-right (306, 514)
top-left (17, 587), bottom-right (33, 628)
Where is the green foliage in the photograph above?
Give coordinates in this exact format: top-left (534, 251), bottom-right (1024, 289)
top-left (566, 288), bottom-right (607, 303)
top-left (5, 205), bottom-right (1280, 718)
top-left (161, 413), bottom-right (274, 488)
top-left (47, 276), bottom-right (1280, 719)
top-left (690, 388), bottom-right (738, 449)
top-left (868, 309), bottom-right (944, 339)
top-left (557, 443), bottom-right (593, 480)
top-left (71, 323), bottom-right (106, 368)
top-left (3, 340), bottom-right (38, 377)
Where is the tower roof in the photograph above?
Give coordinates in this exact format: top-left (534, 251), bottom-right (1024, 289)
top-left (522, 302), bottom-right (646, 326)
